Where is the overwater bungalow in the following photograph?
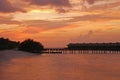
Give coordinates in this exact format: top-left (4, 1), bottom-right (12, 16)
top-left (67, 43), bottom-right (120, 51)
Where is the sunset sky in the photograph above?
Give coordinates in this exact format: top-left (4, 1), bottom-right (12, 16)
top-left (0, 0), bottom-right (120, 47)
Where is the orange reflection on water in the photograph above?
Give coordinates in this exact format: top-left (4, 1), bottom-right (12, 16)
top-left (0, 54), bottom-right (120, 80)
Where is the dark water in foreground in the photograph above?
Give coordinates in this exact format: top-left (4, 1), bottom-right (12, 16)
top-left (0, 53), bottom-right (120, 80)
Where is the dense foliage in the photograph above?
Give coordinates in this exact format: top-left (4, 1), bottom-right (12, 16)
top-left (0, 38), bottom-right (19, 50)
top-left (18, 39), bottom-right (44, 53)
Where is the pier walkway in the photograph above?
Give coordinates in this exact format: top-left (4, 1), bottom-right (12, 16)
top-left (43, 48), bottom-right (120, 54)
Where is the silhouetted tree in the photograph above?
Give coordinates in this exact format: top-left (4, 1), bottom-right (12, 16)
top-left (18, 39), bottom-right (44, 53)
top-left (0, 37), bottom-right (19, 50)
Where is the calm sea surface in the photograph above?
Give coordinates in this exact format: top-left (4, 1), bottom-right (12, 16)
top-left (0, 53), bottom-right (120, 80)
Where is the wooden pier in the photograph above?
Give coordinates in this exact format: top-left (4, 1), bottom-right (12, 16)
top-left (43, 48), bottom-right (120, 54)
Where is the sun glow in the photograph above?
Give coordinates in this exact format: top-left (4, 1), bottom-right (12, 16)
top-left (29, 9), bottom-right (55, 13)
top-left (0, 0), bottom-right (120, 47)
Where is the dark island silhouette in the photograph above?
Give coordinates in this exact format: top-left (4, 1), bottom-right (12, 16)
top-left (0, 37), bottom-right (19, 50)
top-left (0, 38), bottom-right (44, 54)
top-left (0, 37), bottom-right (120, 54)
top-left (18, 39), bottom-right (44, 53)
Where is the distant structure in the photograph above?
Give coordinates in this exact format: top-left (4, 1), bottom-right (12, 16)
top-left (67, 43), bottom-right (120, 51)
top-left (43, 43), bottom-right (120, 54)
top-left (0, 37), bottom-right (120, 54)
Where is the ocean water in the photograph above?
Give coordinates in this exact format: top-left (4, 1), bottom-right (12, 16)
top-left (0, 53), bottom-right (120, 80)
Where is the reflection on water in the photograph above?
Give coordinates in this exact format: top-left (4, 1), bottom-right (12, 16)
top-left (0, 53), bottom-right (120, 80)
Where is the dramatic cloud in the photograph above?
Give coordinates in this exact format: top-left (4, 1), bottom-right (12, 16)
top-left (23, 20), bottom-right (69, 30)
top-left (69, 14), bottom-right (120, 22)
top-left (0, 16), bottom-right (21, 24)
top-left (0, 0), bottom-right (120, 47)
top-left (25, 0), bottom-right (71, 12)
top-left (88, 1), bottom-right (120, 11)
top-left (86, 0), bottom-right (95, 4)
top-left (26, 0), bottom-right (71, 7)
top-left (0, 0), bottom-right (23, 13)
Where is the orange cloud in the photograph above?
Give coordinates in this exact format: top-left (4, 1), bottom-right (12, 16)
top-left (88, 0), bottom-right (120, 11)
top-left (22, 27), bottom-right (43, 34)
top-left (0, 0), bottom-right (120, 47)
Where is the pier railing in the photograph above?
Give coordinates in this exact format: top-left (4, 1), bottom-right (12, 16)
top-left (43, 48), bottom-right (120, 54)
top-left (43, 43), bottom-right (120, 54)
